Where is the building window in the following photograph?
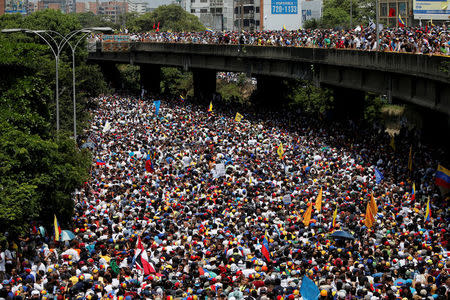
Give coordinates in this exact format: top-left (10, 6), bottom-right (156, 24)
top-left (200, 8), bottom-right (207, 13)
top-left (380, 3), bottom-right (387, 17)
top-left (191, 9), bottom-right (196, 13)
top-left (211, 8), bottom-right (215, 13)
top-left (255, 6), bottom-right (259, 13)
top-left (191, 0), bottom-right (195, 2)
top-left (244, 6), bottom-right (253, 14)
top-left (200, 0), bottom-right (207, 2)
top-left (398, 2), bottom-right (407, 16)
top-left (256, 20), bottom-right (260, 26)
top-left (215, 7), bottom-right (222, 13)
top-left (388, 3), bottom-right (396, 17)
top-left (243, 19), bottom-right (249, 26)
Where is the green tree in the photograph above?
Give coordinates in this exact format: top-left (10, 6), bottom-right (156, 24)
top-left (0, 10), bottom-right (102, 239)
top-left (130, 4), bottom-right (206, 32)
top-left (73, 12), bottom-right (117, 30)
top-left (320, 0), bottom-right (375, 29)
top-left (160, 67), bottom-right (193, 97)
top-left (286, 80), bottom-right (334, 114)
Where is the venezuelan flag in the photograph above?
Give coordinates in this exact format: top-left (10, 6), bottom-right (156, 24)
top-left (398, 14), bottom-right (405, 27)
top-left (435, 164), bottom-right (450, 189)
top-left (411, 183), bottom-right (416, 200)
top-left (424, 197), bottom-right (431, 222)
top-left (54, 215), bottom-right (61, 241)
top-left (261, 232), bottom-right (271, 262)
top-left (208, 101), bottom-right (213, 112)
top-left (179, 95), bottom-right (184, 102)
top-left (206, 28), bottom-right (213, 33)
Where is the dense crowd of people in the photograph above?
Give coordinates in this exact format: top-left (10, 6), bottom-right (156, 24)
top-left (92, 26), bottom-right (450, 55)
top-left (0, 95), bottom-right (449, 300)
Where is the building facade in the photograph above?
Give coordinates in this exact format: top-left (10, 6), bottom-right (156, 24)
top-left (234, 0), bottom-right (262, 31)
top-left (128, 0), bottom-right (147, 14)
top-left (183, 0), bottom-right (235, 31)
top-left (3, 0), bottom-right (28, 14)
top-left (97, 1), bottom-right (128, 23)
top-left (378, 0), bottom-right (414, 27)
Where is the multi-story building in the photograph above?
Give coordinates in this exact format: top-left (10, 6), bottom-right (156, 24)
top-left (37, 0), bottom-right (67, 12)
top-left (234, 0), bottom-right (262, 31)
top-left (87, 1), bottom-right (99, 14)
top-left (127, 0), bottom-right (147, 14)
top-left (183, 0), bottom-right (234, 31)
top-left (379, 0), bottom-right (414, 27)
top-left (380, 0), bottom-right (449, 26)
top-left (97, 1), bottom-right (128, 23)
top-left (3, 0), bottom-right (28, 14)
top-left (75, 1), bottom-right (85, 12)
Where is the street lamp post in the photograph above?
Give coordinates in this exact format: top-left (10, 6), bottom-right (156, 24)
top-left (1, 27), bottom-right (112, 139)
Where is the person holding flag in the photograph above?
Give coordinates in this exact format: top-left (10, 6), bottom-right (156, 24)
top-left (398, 14), bottom-right (406, 27)
top-left (332, 205), bottom-right (338, 229)
top-left (277, 142), bottom-right (284, 159)
top-left (261, 231), bottom-right (271, 262)
top-left (424, 197), bottom-right (431, 223)
top-left (234, 112), bottom-right (243, 122)
top-left (54, 215), bottom-right (61, 242)
top-left (208, 101), bottom-right (213, 113)
top-left (315, 187), bottom-right (322, 212)
top-left (132, 237), bottom-right (156, 275)
top-left (303, 201), bottom-right (313, 226)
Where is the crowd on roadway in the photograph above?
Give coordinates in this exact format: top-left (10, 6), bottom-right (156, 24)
top-left (0, 94), bottom-right (449, 300)
top-left (92, 25), bottom-right (450, 55)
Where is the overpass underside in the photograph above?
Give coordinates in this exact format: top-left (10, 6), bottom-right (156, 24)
top-left (88, 44), bottom-right (450, 116)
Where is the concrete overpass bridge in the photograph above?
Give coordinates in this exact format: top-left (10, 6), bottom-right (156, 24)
top-left (87, 42), bottom-right (450, 115)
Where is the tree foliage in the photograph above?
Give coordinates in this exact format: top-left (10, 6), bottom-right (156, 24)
top-left (286, 80), bottom-right (334, 114)
top-left (311, 0), bottom-right (375, 29)
top-left (128, 4), bottom-right (206, 32)
top-left (73, 12), bottom-right (117, 30)
top-left (0, 9), bottom-right (101, 239)
top-left (161, 67), bottom-right (193, 97)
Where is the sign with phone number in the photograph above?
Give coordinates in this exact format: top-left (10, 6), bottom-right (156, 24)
top-left (271, 0), bottom-right (298, 14)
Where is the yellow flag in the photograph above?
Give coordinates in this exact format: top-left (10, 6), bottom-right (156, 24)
top-left (302, 202), bottom-right (312, 226)
top-left (235, 112), bottom-right (243, 122)
top-left (208, 101), bottom-right (213, 112)
top-left (364, 203), bottom-right (375, 228)
top-left (54, 215), bottom-right (61, 241)
top-left (369, 192), bottom-right (378, 215)
top-left (277, 143), bottom-right (284, 159)
top-left (315, 187), bottom-right (322, 212)
top-left (390, 136), bottom-right (396, 151)
top-left (442, 3), bottom-right (448, 10)
top-left (332, 206), bottom-right (338, 228)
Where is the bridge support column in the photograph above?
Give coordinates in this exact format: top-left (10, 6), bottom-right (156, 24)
top-left (193, 69), bottom-right (216, 103)
top-left (253, 75), bottom-right (286, 108)
top-left (99, 62), bottom-right (121, 91)
top-left (332, 87), bottom-right (365, 120)
top-left (140, 64), bottom-right (161, 96)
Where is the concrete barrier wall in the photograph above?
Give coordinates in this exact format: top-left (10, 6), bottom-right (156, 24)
top-left (132, 43), bottom-right (449, 83)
